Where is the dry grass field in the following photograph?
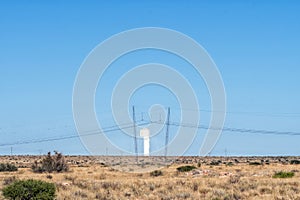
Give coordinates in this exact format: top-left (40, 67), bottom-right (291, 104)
top-left (1, 156), bottom-right (300, 200)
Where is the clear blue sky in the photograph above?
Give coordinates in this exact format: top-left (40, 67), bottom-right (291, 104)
top-left (1, 1), bottom-right (300, 155)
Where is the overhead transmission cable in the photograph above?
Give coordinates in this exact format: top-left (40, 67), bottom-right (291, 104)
top-left (0, 121), bottom-right (149, 147)
top-left (2, 118), bottom-right (300, 148)
top-left (151, 121), bottom-right (300, 136)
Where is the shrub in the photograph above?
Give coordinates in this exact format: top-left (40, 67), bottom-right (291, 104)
top-left (3, 176), bottom-right (17, 186)
top-left (290, 160), bottom-right (300, 165)
top-left (150, 170), bottom-right (163, 177)
top-left (46, 175), bottom-right (53, 179)
top-left (176, 165), bottom-right (196, 172)
top-left (32, 151), bottom-right (68, 173)
top-left (197, 161), bottom-right (201, 168)
top-left (2, 179), bottom-right (56, 200)
top-left (228, 175), bottom-right (240, 184)
top-left (249, 161), bottom-right (262, 166)
top-left (210, 160), bottom-right (221, 166)
top-left (273, 171), bottom-right (295, 178)
top-left (0, 163), bottom-right (18, 172)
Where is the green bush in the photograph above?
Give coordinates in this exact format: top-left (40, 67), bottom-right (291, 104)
top-left (150, 170), bottom-right (163, 177)
top-left (0, 163), bottom-right (18, 172)
top-left (176, 165), bottom-right (196, 172)
top-left (32, 151), bottom-right (68, 173)
top-left (210, 160), bottom-right (221, 166)
top-left (2, 179), bottom-right (56, 200)
top-left (249, 161), bottom-right (262, 166)
top-left (290, 160), bottom-right (300, 165)
top-left (273, 171), bottom-right (295, 178)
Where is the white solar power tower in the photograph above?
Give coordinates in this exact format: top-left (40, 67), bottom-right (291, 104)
top-left (140, 128), bottom-right (150, 156)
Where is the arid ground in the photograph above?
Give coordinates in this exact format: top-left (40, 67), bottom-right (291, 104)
top-left (1, 156), bottom-right (300, 200)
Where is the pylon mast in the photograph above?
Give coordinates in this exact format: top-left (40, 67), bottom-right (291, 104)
top-left (165, 107), bottom-right (170, 159)
top-left (132, 106), bottom-right (138, 163)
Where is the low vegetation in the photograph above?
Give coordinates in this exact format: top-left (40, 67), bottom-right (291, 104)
top-left (226, 162), bottom-right (234, 166)
top-left (32, 151), bottom-right (68, 173)
top-left (273, 171), bottom-right (295, 178)
top-left (2, 179), bottom-right (56, 200)
top-left (290, 160), bottom-right (300, 165)
top-left (150, 170), bottom-right (163, 177)
top-left (249, 161), bottom-right (262, 166)
top-left (210, 160), bottom-right (221, 166)
top-left (176, 165), bottom-right (196, 172)
top-left (0, 156), bottom-right (300, 199)
top-left (0, 163), bottom-right (18, 172)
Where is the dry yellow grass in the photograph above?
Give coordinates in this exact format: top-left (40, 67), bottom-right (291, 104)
top-left (0, 156), bottom-right (300, 200)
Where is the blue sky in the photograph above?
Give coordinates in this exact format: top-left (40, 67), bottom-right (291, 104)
top-left (1, 1), bottom-right (300, 155)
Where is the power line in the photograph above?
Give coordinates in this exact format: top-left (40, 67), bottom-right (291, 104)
top-left (151, 121), bottom-right (300, 136)
top-left (157, 106), bottom-right (300, 118)
top-left (0, 121), bottom-right (149, 147)
top-left (1, 119), bottom-right (300, 149)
